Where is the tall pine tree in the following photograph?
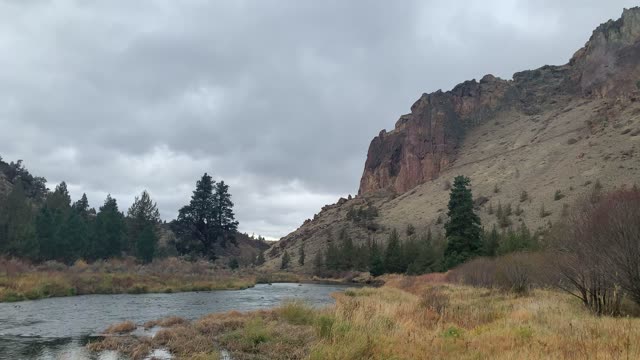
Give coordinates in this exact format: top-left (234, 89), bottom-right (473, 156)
top-left (443, 176), bottom-right (482, 268)
top-left (174, 173), bottom-right (218, 258)
top-left (92, 195), bottom-right (126, 259)
top-left (214, 181), bottom-right (239, 248)
top-left (127, 190), bottom-right (160, 262)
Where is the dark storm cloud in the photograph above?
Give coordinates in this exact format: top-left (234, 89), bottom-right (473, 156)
top-left (0, 0), bottom-right (635, 238)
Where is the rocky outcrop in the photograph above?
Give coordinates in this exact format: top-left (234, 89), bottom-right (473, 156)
top-left (358, 7), bottom-right (640, 196)
top-left (358, 75), bottom-right (512, 195)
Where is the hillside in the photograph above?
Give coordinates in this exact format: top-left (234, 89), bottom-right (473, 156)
top-left (263, 7), bottom-right (640, 271)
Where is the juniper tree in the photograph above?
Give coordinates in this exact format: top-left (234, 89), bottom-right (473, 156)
top-left (443, 176), bottom-right (483, 269)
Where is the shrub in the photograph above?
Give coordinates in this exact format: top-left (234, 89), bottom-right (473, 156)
top-left (554, 190), bottom-right (565, 201)
top-left (539, 204), bottom-right (551, 218)
top-left (419, 286), bottom-right (449, 316)
top-left (496, 253), bottom-right (532, 295)
top-left (549, 189), bottom-right (640, 314)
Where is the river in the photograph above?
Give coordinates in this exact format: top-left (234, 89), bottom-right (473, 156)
top-left (0, 283), bottom-right (350, 359)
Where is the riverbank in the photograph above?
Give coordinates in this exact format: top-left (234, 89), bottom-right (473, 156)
top-left (89, 274), bottom-right (640, 360)
top-left (0, 257), bottom-right (298, 302)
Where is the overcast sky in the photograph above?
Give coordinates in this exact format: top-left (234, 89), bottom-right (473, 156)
top-left (0, 1), bottom-right (635, 239)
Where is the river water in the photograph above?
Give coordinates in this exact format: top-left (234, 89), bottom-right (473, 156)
top-left (0, 283), bottom-right (349, 360)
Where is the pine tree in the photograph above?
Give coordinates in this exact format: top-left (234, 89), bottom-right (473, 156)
top-left (136, 224), bottom-right (156, 263)
top-left (174, 173), bottom-right (218, 258)
top-left (324, 241), bottom-right (340, 271)
top-left (214, 181), bottom-right (239, 248)
top-left (0, 181), bottom-right (38, 259)
top-left (298, 244), bottom-right (305, 266)
top-left (443, 176), bottom-right (483, 269)
top-left (338, 228), bottom-right (354, 270)
top-left (384, 229), bottom-right (404, 274)
top-left (127, 190), bottom-right (160, 261)
top-left (313, 251), bottom-right (324, 275)
top-left (368, 240), bottom-right (385, 276)
top-left (37, 182), bottom-right (72, 261)
top-left (92, 195), bottom-right (126, 259)
top-left (409, 232), bottom-right (437, 275)
top-left (281, 250), bottom-right (291, 269)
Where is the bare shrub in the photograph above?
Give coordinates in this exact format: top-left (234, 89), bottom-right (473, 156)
top-left (495, 253), bottom-right (532, 295)
top-left (448, 257), bottom-right (497, 288)
top-left (419, 286), bottom-right (449, 316)
top-left (548, 189), bottom-right (640, 315)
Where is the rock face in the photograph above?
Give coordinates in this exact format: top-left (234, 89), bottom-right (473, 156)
top-left (358, 7), bottom-right (640, 196)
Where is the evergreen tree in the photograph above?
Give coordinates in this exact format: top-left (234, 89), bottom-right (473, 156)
top-left (353, 242), bottom-right (370, 271)
top-left (281, 250), bottom-right (290, 269)
top-left (92, 195), bottom-right (126, 259)
top-left (37, 182), bottom-right (72, 261)
top-left (127, 190), bottom-right (160, 261)
top-left (72, 193), bottom-right (90, 215)
top-left (407, 232), bottom-right (436, 275)
top-left (64, 210), bottom-right (90, 261)
top-left (324, 241), bottom-right (340, 271)
top-left (298, 243), bottom-right (305, 266)
top-left (368, 240), bottom-right (385, 276)
top-left (338, 229), bottom-right (354, 270)
top-left (384, 229), bottom-right (404, 273)
top-left (135, 224), bottom-right (156, 263)
top-left (174, 173), bottom-right (218, 258)
top-left (313, 251), bottom-right (324, 274)
top-left (483, 225), bottom-right (500, 257)
top-left (229, 257), bottom-right (240, 270)
top-left (443, 176), bottom-right (483, 268)
top-left (0, 181), bottom-right (38, 258)
top-left (214, 181), bottom-right (239, 247)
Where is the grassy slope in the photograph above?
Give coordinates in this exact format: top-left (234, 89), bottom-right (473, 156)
top-left (90, 275), bottom-right (640, 360)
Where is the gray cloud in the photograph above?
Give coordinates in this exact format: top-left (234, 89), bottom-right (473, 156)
top-left (0, 0), bottom-right (635, 238)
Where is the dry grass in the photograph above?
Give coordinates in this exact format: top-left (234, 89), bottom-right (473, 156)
top-left (144, 316), bottom-right (189, 329)
top-left (88, 275), bottom-right (640, 359)
top-left (0, 257), bottom-right (261, 302)
top-left (104, 320), bottom-right (137, 334)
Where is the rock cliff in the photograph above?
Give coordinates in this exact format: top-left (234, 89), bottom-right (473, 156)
top-left (358, 7), bottom-right (640, 196)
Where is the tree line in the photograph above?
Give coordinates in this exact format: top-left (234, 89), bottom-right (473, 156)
top-left (304, 175), bottom-right (539, 276)
top-left (0, 158), bottom-right (239, 264)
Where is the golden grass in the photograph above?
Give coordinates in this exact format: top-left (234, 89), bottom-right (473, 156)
top-left (0, 271), bottom-right (256, 302)
top-left (104, 320), bottom-right (137, 334)
top-left (144, 316), bottom-right (189, 329)
top-left (89, 275), bottom-right (640, 359)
